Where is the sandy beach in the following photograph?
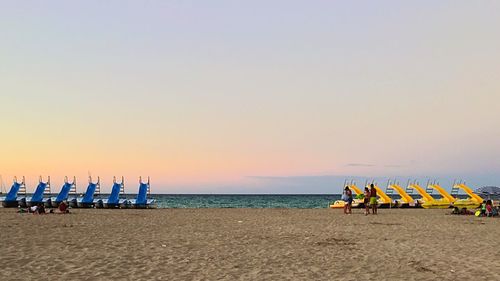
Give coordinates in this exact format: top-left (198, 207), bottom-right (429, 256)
top-left (0, 208), bottom-right (498, 280)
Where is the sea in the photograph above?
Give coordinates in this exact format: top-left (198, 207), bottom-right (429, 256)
top-left (147, 194), bottom-right (341, 208)
top-left (142, 194), bottom-right (471, 208)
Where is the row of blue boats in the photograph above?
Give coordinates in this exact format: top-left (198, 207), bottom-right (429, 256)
top-left (0, 176), bottom-right (157, 209)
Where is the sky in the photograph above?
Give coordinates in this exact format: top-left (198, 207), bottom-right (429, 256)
top-left (1, 1), bottom-right (499, 193)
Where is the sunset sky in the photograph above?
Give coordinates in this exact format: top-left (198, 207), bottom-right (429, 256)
top-left (1, 1), bottom-right (499, 193)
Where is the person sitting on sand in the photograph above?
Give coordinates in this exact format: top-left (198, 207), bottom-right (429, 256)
top-left (37, 203), bottom-right (46, 214)
top-left (460, 208), bottom-right (473, 215)
top-left (30, 205), bottom-right (38, 214)
top-left (451, 207), bottom-right (460, 215)
top-left (364, 187), bottom-right (370, 215)
top-left (370, 184), bottom-right (378, 215)
top-left (58, 201), bottom-right (69, 214)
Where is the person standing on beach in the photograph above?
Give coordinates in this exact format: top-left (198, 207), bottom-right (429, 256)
top-left (364, 187), bottom-right (370, 215)
top-left (370, 184), bottom-right (378, 215)
top-left (347, 187), bottom-right (353, 214)
top-left (342, 186), bottom-right (353, 215)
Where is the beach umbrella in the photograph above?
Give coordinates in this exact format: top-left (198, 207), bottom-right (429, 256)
top-left (474, 186), bottom-right (500, 198)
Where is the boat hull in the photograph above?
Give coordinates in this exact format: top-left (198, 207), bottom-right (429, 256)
top-left (76, 202), bottom-right (95, 208)
top-left (421, 200), bottom-right (451, 209)
top-left (2, 201), bottom-right (19, 208)
top-left (378, 203), bottom-right (394, 209)
top-left (68, 199), bottom-right (78, 208)
top-left (104, 203), bottom-right (121, 208)
top-left (453, 199), bottom-right (481, 209)
top-left (119, 200), bottom-right (131, 209)
top-left (329, 199), bottom-right (363, 209)
top-left (94, 200), bottom-right (104, 208)
top-left (27, 201), bottom-right (48, 208)
top-left (17, 198), bottom-right (27, 208)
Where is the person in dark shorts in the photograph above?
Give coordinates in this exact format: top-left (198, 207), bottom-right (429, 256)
top-left (343, 186), bottom-right (353, 215)
top-left (364, 187), bottom-right (370, 215)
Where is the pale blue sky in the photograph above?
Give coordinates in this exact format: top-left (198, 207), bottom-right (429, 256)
top-left (1, 1), bottom-right (499, 193)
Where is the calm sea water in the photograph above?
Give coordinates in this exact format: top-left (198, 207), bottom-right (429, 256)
top-left (148, 194), bottom-right (341, 208)
top-left (144, 194), bottom-right (470, 208)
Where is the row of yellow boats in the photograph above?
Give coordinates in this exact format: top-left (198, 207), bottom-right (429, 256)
top-left (330, 180), bottom-right (484, 209)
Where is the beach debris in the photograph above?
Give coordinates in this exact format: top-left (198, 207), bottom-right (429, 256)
top-left (161, 244), bottom-right (167, 248)
top-left (237, 220), bottom-right (243, 223)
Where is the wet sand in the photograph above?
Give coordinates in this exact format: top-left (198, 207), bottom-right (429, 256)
top-left (0, 208), bottom-right (498, 280)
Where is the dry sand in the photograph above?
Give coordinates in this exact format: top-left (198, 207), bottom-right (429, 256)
top-left (0, 208), bottom-right (499, 281)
